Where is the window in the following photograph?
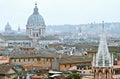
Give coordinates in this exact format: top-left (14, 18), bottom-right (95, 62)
top-left (39, 29), bottom-right (41, 34)
top-left (46, 58), bottom-right (48, 61)
top-left (14, 59), bottom-right (16, 62)
top-left (65, 64), bottom-right (66, 68)
top-left (33, 33), bottom-right (35, 37)
top-left (19, 59), bottom-right (20, 62)
top-left (37, 58), bottom-right (41, 61)
top-left (36, 33), bottom-right (38, 37)
top-left (24, 59), bottom-right (25, 62)
top-left (28, 58), bottom-right (30, 61)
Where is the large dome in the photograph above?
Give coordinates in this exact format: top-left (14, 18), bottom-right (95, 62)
top-left (27, 3), bottom-right (45, 26)
top-left (5, 22), bottom-right (12, 32)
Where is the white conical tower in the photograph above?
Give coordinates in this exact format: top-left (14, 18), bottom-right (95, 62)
top-left (94, 21), bottom-right (113, 67)
top-left (93, 21), bottom-right (113, 79)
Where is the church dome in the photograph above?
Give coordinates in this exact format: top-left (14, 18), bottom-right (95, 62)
top-left (27, 3), bottom-right (45, 26)
top-left (5, 22), bottom-right (12, 32)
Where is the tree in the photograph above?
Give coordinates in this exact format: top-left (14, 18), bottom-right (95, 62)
top-left (67, 73), bottom-right (82, 79)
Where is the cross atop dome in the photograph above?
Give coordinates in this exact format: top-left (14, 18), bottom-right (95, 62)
top-left (35, 2), bottom-right (37, 7)
top-left (33, 2), bottom-right (39, 14)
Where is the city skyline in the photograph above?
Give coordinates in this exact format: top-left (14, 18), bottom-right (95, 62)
top-left (0, 0), bottom-right (120, 31)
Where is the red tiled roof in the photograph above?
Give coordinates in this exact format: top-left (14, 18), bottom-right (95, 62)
top-left (32, 76), bottom-right (44, 79)
top-left (0, 64), bottom-right (16, 74)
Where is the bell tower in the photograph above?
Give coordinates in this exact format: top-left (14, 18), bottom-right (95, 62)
top-left (93, 21), bottom-right (113, 79)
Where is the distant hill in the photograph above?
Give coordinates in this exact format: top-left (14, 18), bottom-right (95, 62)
top-left (1, 22), bottom-right (120, 35)
top-left (46, 22), bottom-right (120, 35)
top-left (46, 24), bottom-right (76, 34)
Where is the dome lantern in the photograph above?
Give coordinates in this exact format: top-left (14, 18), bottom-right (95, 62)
top-left (33, 3), bottom-right (39, 14)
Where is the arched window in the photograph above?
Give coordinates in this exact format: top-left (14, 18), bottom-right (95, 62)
top-left (36, 33), bottom-right (38, 37)
top-left (98, 70), bottom-right (102, 79)
top-left (33, 33), bottom-right (35, 37)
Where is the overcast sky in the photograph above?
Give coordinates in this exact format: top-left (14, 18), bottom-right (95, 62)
top-left (0, 0), bottom-right (120, 30)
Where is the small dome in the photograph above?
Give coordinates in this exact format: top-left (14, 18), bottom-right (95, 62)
top-left (5, 22), bottom-right (12, 32)
top-left (27, 3), bottom-right (45, 26)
